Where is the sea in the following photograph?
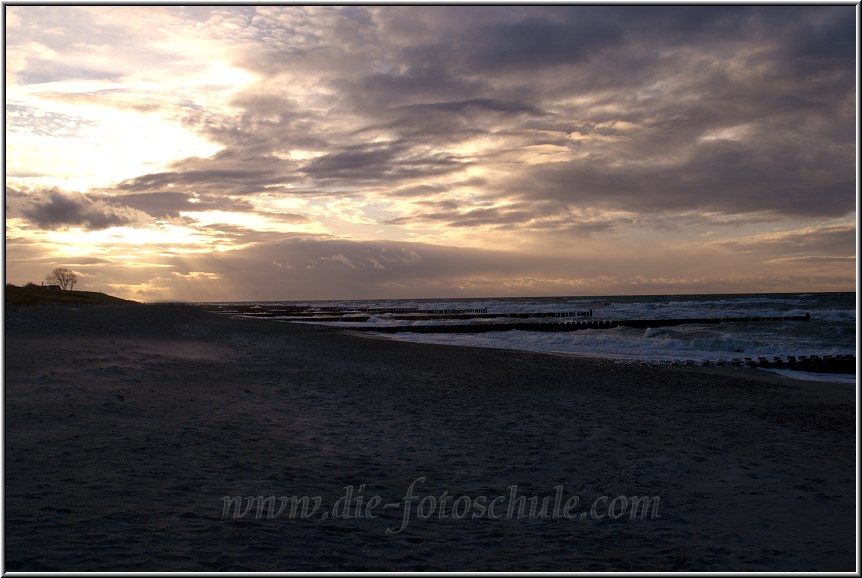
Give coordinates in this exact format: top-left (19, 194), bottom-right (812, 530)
top-left (207, 292), bottom-right (857, 385)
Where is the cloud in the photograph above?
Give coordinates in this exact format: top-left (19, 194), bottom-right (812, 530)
top-left (301, 142), bottom-right (465, 187)
top-left (155, 237), bottom-right (574, 300)
top-left (116, 168), bottom-right (287, 195)
top-left (699, 222), bottom-right (857, 256)
top-left (92, 191), bottom-right (253, 218)
top-left (459, 12), bottom-right (624, 72)
top-left (394, 98), bottom-right (543, 116)
top-left (5, 218), bottom-right (855, 300)
top-left (499, 138), bottom-right (855, 219)
top-left (5, 6), bottom-right (856, 298)
top-left (763, 256), bottom-right (856, 265)
top-left (160, 6), bottom-right (855, 223)
top-left (10, 187), bottom-right (150, 230)
top-left (320, 253), bottom-right (357, 269)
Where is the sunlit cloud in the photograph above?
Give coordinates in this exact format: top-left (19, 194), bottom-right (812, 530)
top-left (5, 6), bottom-right (855, 300)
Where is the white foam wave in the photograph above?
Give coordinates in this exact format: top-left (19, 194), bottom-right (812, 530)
top-left (757, 368), bottom-right (856, 386)
top-left (239, 292), bottom-right (854, 365)
top-left (372, 325), bottom-right (854, 364)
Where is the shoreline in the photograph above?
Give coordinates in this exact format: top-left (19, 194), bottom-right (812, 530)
top-left (341, 323), bottom-right (855, 388)
top-left (4, 303), bottom-right (856, 571)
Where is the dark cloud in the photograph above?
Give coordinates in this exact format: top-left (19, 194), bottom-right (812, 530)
top-left (301, 145), bottom-right (399, 179)
top-left (8, 6), bottom-right (854, 285)
top-left (765, 256), bottom-right (856, 265)
top-left (347, 64), bottom-right (485, 113)
top-left (170, 237), bottom-right (569, 300)
top-left (782, 8), bottom-right (856, 62)
top-left (388, 183), bottom-right (452, 198)
top-left (360, 97), bottom-right (547, 145)
top-left (385, 199), bottom-right (635, 236)
top-left (301, 142), bottom-right (466, 185)
top-left (7, 6), bottom-right (855, 299)
top-left (96, 192), bottom-right (254, 218)
top-left (117, 168), bottom-right (286, 195)
top-left (12, 188), bottom-right (149, 230)
top-left (108, 147), bottom-right (306, 200)
top-left (460, 13), bottom-right (623, 72)
top-left (711, 223), bottom-right (856, 257)
top-left (110, 223), bottom-right (853, 301)
top-left (386, 204), bottom-right (536, 229)
top-left (148, 5), bottom-right (853, 224)
top-left (499, 129), bottom-right (855, 219)
top-left (394, 98), bottom-right (543, 117)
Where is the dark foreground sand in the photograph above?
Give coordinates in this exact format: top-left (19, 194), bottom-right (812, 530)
top-left (3, 303), bottom-right (856, 571)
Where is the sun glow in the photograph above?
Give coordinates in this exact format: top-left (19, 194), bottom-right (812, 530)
top-left (7, 112), bottom-right (221, 191)
top-left (32, 224), bottom-right (222, 262)
top-left (5, 9), bottom-right (258, 193)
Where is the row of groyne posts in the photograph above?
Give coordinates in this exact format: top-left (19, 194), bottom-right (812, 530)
top-left (209, 305), bottom-right (596, 322)
top-left (335, 312), bottom-right (849, 371)
top-left (200, 304), bottom-right (853, 374)
top-left (203, 304), bottom-right (811, 329)
top-left (674, 353), bottom-right (856, 374)
top-left (344, 313), bottom-right (812, 332)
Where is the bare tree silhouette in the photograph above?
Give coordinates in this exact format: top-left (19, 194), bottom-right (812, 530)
top-left (46, 268), bottom-right (78, 291)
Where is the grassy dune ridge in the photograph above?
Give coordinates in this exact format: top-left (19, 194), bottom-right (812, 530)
top-left (4, 284), bottom-right (137, 307)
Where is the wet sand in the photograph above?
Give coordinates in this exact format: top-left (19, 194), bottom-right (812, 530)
top-left (3, 303), bottom-right (856, 571)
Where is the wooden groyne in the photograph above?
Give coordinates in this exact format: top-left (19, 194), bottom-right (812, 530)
top-left (683, 354), bottom-right (855, 375)
top-left (226, 309), bottom-right (594, 321)
top-left (201, 303), bottom-right (809, 331)
top-left (614, 313), bottom-right (810, 328)
top-left (479, 311), bottom-right (593, 319)
top-left (345, 314), bottom-right (811, 334)
top-left (413, 308), bottom-right (487, 315)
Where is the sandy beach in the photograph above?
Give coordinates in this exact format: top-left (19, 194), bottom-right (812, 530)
top-left (3, 303), bottom-right (856, 571)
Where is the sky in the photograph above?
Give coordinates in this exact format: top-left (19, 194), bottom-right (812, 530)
top-left (4, 5), bottom-right (858, 301)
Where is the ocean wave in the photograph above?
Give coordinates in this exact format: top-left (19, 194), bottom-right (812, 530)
top-left (235, 292), bottom-right (854, 365)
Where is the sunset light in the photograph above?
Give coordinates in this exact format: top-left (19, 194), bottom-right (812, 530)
top-left (4, 8), bottom-right (858, 572)
top-left (5, 5), bottom-right (856, 301)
